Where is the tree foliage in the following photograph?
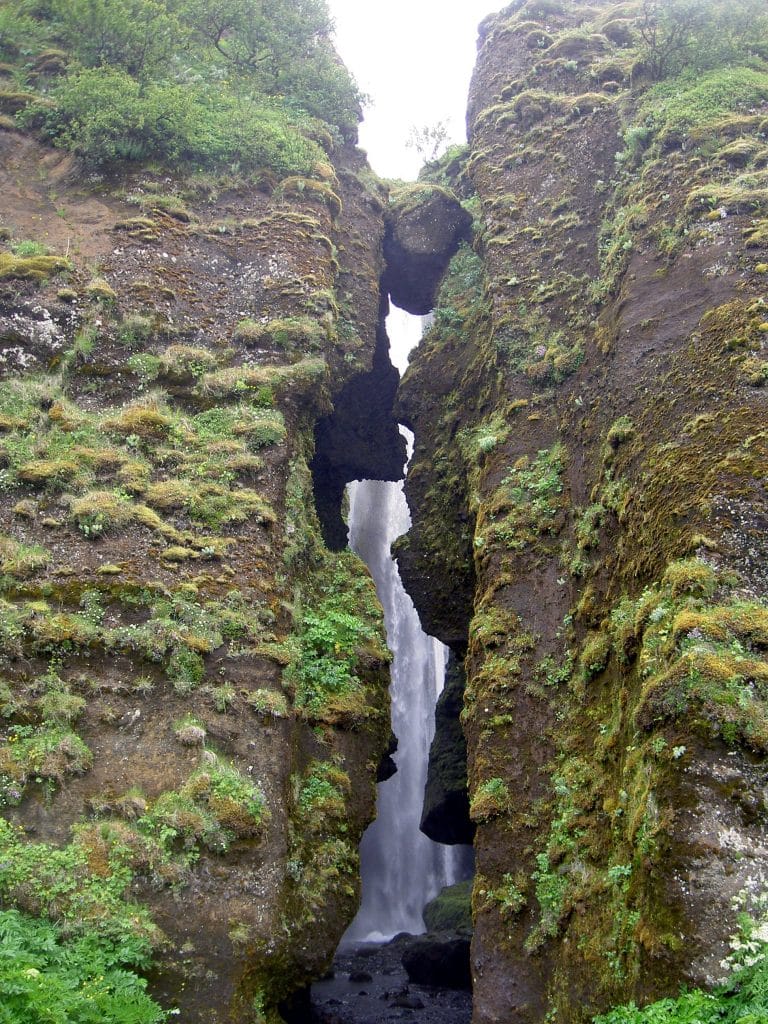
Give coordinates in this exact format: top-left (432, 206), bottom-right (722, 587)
top-left (637, 0), bottom-right (768, 80)
top-left (3, 0), bottom-right (364, 170)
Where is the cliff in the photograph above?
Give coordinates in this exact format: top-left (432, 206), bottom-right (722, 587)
top-left (0, 4), bottom-right (409, 1019)
top-left (399, 0), bottom-right (768, 1021)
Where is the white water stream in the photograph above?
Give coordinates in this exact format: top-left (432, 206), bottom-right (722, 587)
top-left (342, 311), bottom-right (468, 943)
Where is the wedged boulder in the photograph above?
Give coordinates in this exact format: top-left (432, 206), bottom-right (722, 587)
top-left (400, 932), bottom-right (472, 990)
top-left (311, 302), bottom-right (407, 549)
top-left (382, 184), bottom-right (472, 314)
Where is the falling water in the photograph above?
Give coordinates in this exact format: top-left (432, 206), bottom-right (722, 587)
top-left (342, 311), bottom-right (468, 943)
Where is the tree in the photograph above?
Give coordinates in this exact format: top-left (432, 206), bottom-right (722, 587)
top-left (406, 121), bottom-right (450, 164)
top-left (52, 0), bottom-right (184, 78)
top-left (637, 0), bottom-right (768, 80)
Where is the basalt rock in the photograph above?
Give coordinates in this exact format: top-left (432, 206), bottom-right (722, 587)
top-left (398, 1), bottom-right (768, 1022)
top-left (401, 932), bottom-right (473, 991)
top-left (420, 654), bottom-right (474, 845)
top-left (0, 127), bottom-right (398, 1024)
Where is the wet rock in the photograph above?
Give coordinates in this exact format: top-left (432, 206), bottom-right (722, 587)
top-left (391, 994), bottom-right (425, 1009)
top-left (349, 970), bottom-right (374, 983)
top-left (420, 655), bottom-right (474, 845)
top-left (400, 933), bottom-right (472, 990)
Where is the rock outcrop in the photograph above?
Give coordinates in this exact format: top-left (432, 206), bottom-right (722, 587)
top-left (3, 2), bottom-right (768, 1023)
top-left (383, 184), bottom-right (473, 315)
top-left (420, 654), bottom-right (475, 845)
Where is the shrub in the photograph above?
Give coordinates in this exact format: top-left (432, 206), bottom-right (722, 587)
top-left (24, 67), bottom-right (322, 174)
top-left (0, 909), bottom-right (170, 1024)
top-left (51, 0), bottom-right (183, 78)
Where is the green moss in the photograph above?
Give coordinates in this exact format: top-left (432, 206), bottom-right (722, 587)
top-left (157, 344), bottom-right (217, 379)
top-left (85, 276), bottom-right (117, 302)
top-left (661, 558), bottom-right (718, 598)
top-left (247, 689), bottom-right (289, 718)
top-left (686, 172), bottom-right (768, 218)
top-left (233, 316), bottom-right (327, 353)
top-left (640, 67), bottom-right (768, 149)
top-left (279, 177), bottom-right (342, 219)
top-left (104, 402), bottom-right (173, 439)
top-left (69, 489), bottom-right (135, 537)
top-left (0, 252), bottom-right (70, 280)
top-left (423, 880), bottom-right (474, 932)
top-left (0, 536), bottom-right (51, 579)
top-left (470, 776), bottom-right (511, 822)
top-left (580, 632), bottom-right (611, 681)
top-left (0, 723), bottom-right (92, 805)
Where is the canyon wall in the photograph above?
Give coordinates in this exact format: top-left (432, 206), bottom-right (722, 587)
top-left (0, 111), bottom-right (404, 1019)
top-left (399, 0), bottom-right (768, 1020)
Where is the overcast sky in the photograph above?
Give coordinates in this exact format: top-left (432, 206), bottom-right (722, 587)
top-left (327, 0), bottom-right (502, 180)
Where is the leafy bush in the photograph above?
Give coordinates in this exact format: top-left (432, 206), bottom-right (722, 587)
top-left (51, 0), bottom-right (182, 78)
top-left (0, 909), bottom-right (169, 1024)
top-left (594, 952), bottom-right (768, 1024)
top-left (636, 0), bottom-right (768, 80)
top-left (24, 67), bottom-right (322, 173)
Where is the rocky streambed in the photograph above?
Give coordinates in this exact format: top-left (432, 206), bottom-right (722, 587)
top-left (306, 933), bottom-right (472, 1024)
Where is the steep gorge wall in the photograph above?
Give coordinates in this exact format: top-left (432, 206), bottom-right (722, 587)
top-left (399, 1), bottom-right (768, 1020)
top-left (0, 123), bottom-right (403, 1021)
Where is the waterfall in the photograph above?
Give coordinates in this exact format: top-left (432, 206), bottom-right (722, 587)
top-left (342, 311), bottom-right (467, 943)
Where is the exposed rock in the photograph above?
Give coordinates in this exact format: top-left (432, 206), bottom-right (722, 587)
top-left (400, 932), bottom-right (472, 990)
top-left (311, 299), bottom-right (407, 550)
top-left (399, 1), bottom-right (768, 1022)
top-left (0, 131), bottom-right (395, 1024)
top-left (376, 732), bottom-right (399, 783)
top-left (420, 654), bottom-right (474, 845)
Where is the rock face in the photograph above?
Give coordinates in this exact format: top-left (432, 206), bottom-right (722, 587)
top-left (420, 654), bottom-right (474, 845)
top-left (401, 932), bottom-right (473, 990)
top-left (382, 184), bottom-right (473, 315)
top-left (398, 1), bottom-right (768, 1022)
top-left (0, 127), bottom-right (398, 1023)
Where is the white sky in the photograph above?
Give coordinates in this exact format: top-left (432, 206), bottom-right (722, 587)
top-left (327, 0), bottom-right (502, 180)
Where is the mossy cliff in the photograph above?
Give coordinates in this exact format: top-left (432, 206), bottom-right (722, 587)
top-left (398, 1), bottom-right (768, 1021)
top-left (0, 122), bottom-right (402, 1018)
top-left (0, 0), bottom-right (448, 1004)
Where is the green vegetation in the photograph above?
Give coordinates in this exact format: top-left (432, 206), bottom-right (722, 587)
top-left (4, 0), bottom-right (364, 174)
top-left (638, 67), bottom-right (768, 146)
top-left (423, 880), bottom-right (473, 932)
top-left (633, 0), bottom-right (768, 80)
top-left (0, 909), bottom-right (169, 1024)
top-left (290, 554), bottom-right (385, 725)
top-left (470, 776), bottom-right (511, 821)
top-left (475, 444), bottom-right (566, 557)
top-left (0, 817), bottom-right (168, 1019)
top-left (595, 953), bottom-right (768, 1024)
top-left (285, 758), bottom-right (357, 929)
